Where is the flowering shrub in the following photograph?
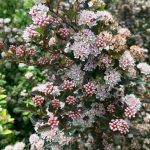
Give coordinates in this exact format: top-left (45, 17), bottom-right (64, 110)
top-left (2, 0), bottom-right (150, 149)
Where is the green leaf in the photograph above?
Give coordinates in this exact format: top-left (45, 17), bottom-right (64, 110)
top-left (23, 0), bottom-right (33, 9)
top-left (35, 27), bottom-right (44, 35)
top-left (18, 63), bottom-right (27, 69)
top-left (28, 66), bottom-right (35, 71)
top-left (1, 129), bottom-right (12, 135)
top-left (7, 116), bottom-right (14, 122)
top-left (22, 111), bottom-right (30, 116)
top-left (1, 109), bottom-right (7, 115)
top-left (65, 9), bottom-right (77, 20)
top-left (0, 100), bottom-right (6, 105)
top-left (96, 3), bottom-right (106, 10)
top-left (13, 107), bottom-right (22, 113)
top-left (0, 80), bottom-right (6, 86)
top-left (0, 125), bottom-right (3, 132)
top-left (0, 95), bottom-right (6, 100)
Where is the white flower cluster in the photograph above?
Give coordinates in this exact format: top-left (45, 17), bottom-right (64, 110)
top-left (67, 64), bottom-right (85, 84)
top-left (30, 123), bottom-right (74, 149)
top-left (4, 142), bottom-right (25, 150)
top-left (29, 134), bottom-right (44, 150)
top-left (78, 10), bottom-right (97, 27)
top-left (119, 51), bottom-right (135, 70)
top-left (104, 69), bottom-right (121, 88)
top-left (29, 3), bottom-right (49, 18)
top-left (137, 62), bottom-right (150, 75)
top-left (69, 29), bottom-right (99, 61)
top-left (32, 82), bottom-right (60, 96)
top-left (122, 94), bottom-right (141, 112)
top-left (78, 10), bottom-right (114, 27)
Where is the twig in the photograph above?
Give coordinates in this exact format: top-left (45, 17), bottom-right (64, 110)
top-left (46, 1), bottom-right (78, 32)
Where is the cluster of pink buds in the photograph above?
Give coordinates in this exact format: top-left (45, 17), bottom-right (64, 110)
top-left (9, 45), bottom-right (16, 49)
top-left (58, 28), bottom-right (69, 39)
top-left (61, 75), bottom-right (67, 81)
top-left (96, 36), bottom-right (106, 47)
top-left (32, 95), bottom-right (44, 106)
top-left (83, 82), bottom-right (96, 96)
top-left (51, 99), bottom-right (60, 108)
top-left (109, 119), bottom-right (129, 134)
top-left (16, 45), bottom-right (25, 57)
top-left (124, 107), bottom-right (136, 118)
top-left (49, 17), bottom-right (62, 26)
top-left (27, 48), bottom-right (36, 56)
top-left (62, 80), bottom-right (75, 90)
top-left (48, 115), bottom-right (59, 128)
top-left (66, 96), bottom-right (76, 105)
top-left (49, 52), bottom-right (60, 61)
top-left (69, 109), bottom-right (81, 119)
top-left (34, 16), bottom-right (50, 27)
top-left (65, 58), bottom-right (74, 67)
top-left (43, 82), bottom-right (54, 95)
top-left (38, 57), bottom-right (48, 65)
top-left (107, 104), bottom-right (115, 113)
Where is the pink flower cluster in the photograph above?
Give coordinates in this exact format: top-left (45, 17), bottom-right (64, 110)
top-left (109, 119), bottom-right (129, 134)
top-left (48, 115), bottom-right (59, 128)
top-left (69, 109), bottom-right (81, 119)
top-left (83, 82), bottom-right (96, 96)
top-left (124, 107), bottom-right (136, 118)
top-left (51, 99), bottom-right (60, 108)
top-left (33, 15), bottom-right (50, 27)
top-left (58, 28), bottom-right (69, 39)
top-left (66, 96), bottom-right (76, 105)
top-left (62, 80), bottom-right (76, 90)
top-left (32, 95), bottom-right (44, 106)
